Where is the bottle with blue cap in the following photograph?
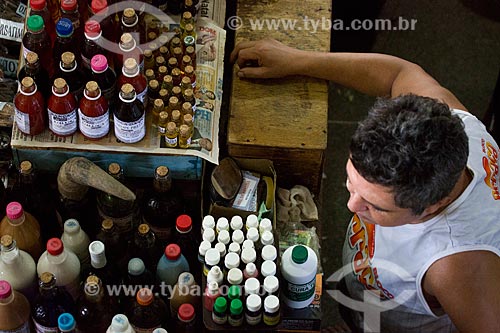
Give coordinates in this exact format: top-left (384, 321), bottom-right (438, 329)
top-left (53, 18), bottom-right (79, 69)
top-left (58, 313), bottom-right (76, 332)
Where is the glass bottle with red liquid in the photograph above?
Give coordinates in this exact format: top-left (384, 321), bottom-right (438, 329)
top-left (14, 77), bottom-right (46, 136)
top-left (115, 33), bottom-right (144, 74)
top-left (120, 8), bottom-right (145, 44)
top-left (88, 0), bottom-right (116, 44)
top-left (22, 15), bottom-right (54, 78)
top-left (56, 51), bottom-right (89, 102)
top-left (29, 0), bottom-right (56, 45)
top-left (60, 0), bottom-right (84, 49)
top-left (91, 54), bottom-right (116, 114)
top-left (117, 58), bottom-right (148, 105)
top-left (17, 51), bottom-right (51, 100)
top-left (47, 78), bottom-right (78, 137)
top-left (81, 20), bottom-right (107, 74)
top-left (53, 18), bottom-right (79, 69)
top-left (78, 81), bottom-right (110, 140)
top-left (114, 83), bottom-right (146, 144)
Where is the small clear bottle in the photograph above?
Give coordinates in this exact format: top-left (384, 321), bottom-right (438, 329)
top-left (17, 51), bottom-right (51, 99)
top-left (158, 111), bottom-right (169, 137)
top-left (165, 122), bottom-right (178, 148)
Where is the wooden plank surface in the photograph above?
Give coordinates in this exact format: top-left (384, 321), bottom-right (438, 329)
top-left (228, 0), bottom-right (331, 150)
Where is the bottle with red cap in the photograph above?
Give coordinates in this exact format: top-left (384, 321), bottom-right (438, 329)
top-left (0, 201), bottom-right (43, 260)
top-left (22, 15), bottom-right (54, 77)
top-left (78, 81), bottom-right (110, 140)
top-left (36, 238), bottom-right (81, 300)
top-left (0, 280), bottom-right (31, 332)
top-left (174, 214), bottom-right (198, 274)
top-left (156, 243), bottom-right (190, 289)
top-left (60, 0), bottom-right (84, 47)
top-left (47, 78), bottom-right (78, 137)
top-left (13, 77), bottom-right (46, 136)
top-left (91, 54), bottom-right (117, 114)
top-left (176, 303), bottom-right (198, 333)
top-left (169, 272), bottom-right (201, 319)
top-left (127, 287), bottom-right (168, 332)
top-left (117, 58), bottom-right (148, 105)
top-left (29, 0), bottom-right (56, 45)
top-left (89, 0), bottom-right (116, 44)
top-left (81, 20), bottom-right (108, 73)
top-left (53, 18), bottom-right (79, 72)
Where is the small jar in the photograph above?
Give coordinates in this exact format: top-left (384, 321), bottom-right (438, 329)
top-left (212, 297), bottom-right (227, 325)
top-left (263, 275), bottom-right (280, 296)
top-left (201, 215), bottom-right (215, 236)
top-left (230, 216), bottom-right (243, 231)
top-left (244, 277), bottom-right (260, 296)
top-left (228, 242), bottom-right (241, 255)
top-left (245, 214), bottom-right (259, 230)
top-left (231, 230), bottom-right (244, 245)
top-left (242, 239), bottom-right (254, 250)
top-left (202, 228), bottom-right (215, 244)
top-left (214, 242), bottom-right (226, 258)
top-left (261, 245), bottom-right (277, 262)
top-left (217, 230), bottom-right (231, 245)
top-left (206, 265), bottom-right (224, 286)
top-left (259, 218), bottom-right (273, 235)
top-left (260, 231), bottom-right (274, 246)
top-left (245, 294), bottom-right (262, 326)
top-left (243, 262), bottom-right (259, 280)
top-left (241, 247), bottom-right (257, 266)
top-left (227, 268), bottom-right (243, 286)
top-left (261, 260), bottom-right (277, 278)
top-left (263, 295), bottom-right (280, 326)
top-left (203, 248), bottom-right (220, 276)
top-left (228, 298), bottom-right (244, 327)
top-left (198, 240), bottom-right (211, 266)
top-left (216, 217), bottom-right (230, 234)
top-left (247, 227), bottom-right (259, 243)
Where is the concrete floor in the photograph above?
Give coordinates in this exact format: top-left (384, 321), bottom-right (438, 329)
top-left (320, 0), bottom-right (500, 330)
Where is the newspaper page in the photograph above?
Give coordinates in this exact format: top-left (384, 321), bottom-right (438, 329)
top-left (10, 14), bottom-right (226, 165)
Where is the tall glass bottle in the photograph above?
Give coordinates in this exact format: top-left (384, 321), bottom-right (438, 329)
top-left (47, 78), bottom-right (78, 137)
top-left (81, 20), bottom-right (107, 73)
top-left (23, 15), bottom-right (54, 76)
top-left (81, 240), bottom-right (121, 287)
top-left (0, 235), bottom-right (37, 299)
top-left (115, 33), bottom-right (144, 75)
top-left (60, 0), bottom-right (83, 48)
top-left (53, 18), bottom-right (79, 68)
top-left (56, 51), bottom-right (88, 102)
top-left (17, 51), bottom-right (51, 99)
top-left (96, 162), bottom-right (138, 240)
top-left (91, 54), bottom-right (116, 114)
top-left (117, 58), bottom-right (148, 105)
top-left (78, 80), bottom-right (110, 140)
top-left (127, 287), bottom-right (168, 332)
top-left (141, 166), bottom-right (184, 246)
top-left (0, 202), bottom-right (43, 260)
top-left (96, 219), bottom-right (127, 271)
top-left (174, 214), bottom-right (198, 271)
top-left (29, 0), bottom-right (56, 45)
top-left (130, 224), bottom-right (160, 273)
top-left (31, 272), bottom-right (76, 331)
top-left (13, 77), bottom-right (46, 136)
top-left (0, 280), bottom-right (31, 333)
top-left (120, 8), bottom-right (144, 44)
top-left (114, 83), bottom-right (146, 144)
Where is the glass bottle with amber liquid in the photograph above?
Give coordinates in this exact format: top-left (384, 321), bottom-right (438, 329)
top-left (178, 124), bottom-right (191, 149)
top-left (13, 77), bottom-right (45, 136)
top-left (55, 51), bottom-right (88, 102)
top-left (152, 99), bottom-right (165, 128)
top-left (114, 83), bottom-right (146, 144)
top-left (158, 111), bottom-right (169, 139)
top-left (78, 81), bottom-right (109, 140)
top-left (120, 8), bottom-right (144, 44)
top-left (17, 51), bottom-right (51, 100)
top-left (141, 166), bottom-right (184, 248)
top-left (165, 122), bottom-right (178, 148)
top-left (117, 58), bottom-right (148, 106)
top-left (130, 224), bottom-right (161, 273)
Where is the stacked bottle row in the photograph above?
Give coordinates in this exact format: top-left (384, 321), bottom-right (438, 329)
top-left (197, 214), bottom-right (281, 328)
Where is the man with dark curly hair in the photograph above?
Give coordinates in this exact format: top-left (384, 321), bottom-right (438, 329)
top-left (231, 38), bottom-right (500, 332)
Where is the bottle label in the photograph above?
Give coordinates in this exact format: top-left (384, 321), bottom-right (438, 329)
top-left (131, 325), bottom-right (161, 333)
top-left (283, 276), bottom-right (316, 302)
top-left (228, 315), bottom-right (243, 327)
top-left (97, 207), bottom-right (134, 235)
top-left (263, 313), bottom-right (280, 326)
top-left (33, 319), bottom-right (57, 333)
top-left (114, 113), bottom-right (145, 143)
top-left (165, 136), bottom-right (177, 146)
top-left (136, 87), bottom-right (148, 104)
top-left (78, 109), bottom-right (110, 138)
top-left (48, 108), bottom-right (77, 136)
top-left (245, 312), bottom-right (262, 326)
top-left (0, 320), bottom-right (30, 333)
top-left (14, 107), bottom-right (30, 134)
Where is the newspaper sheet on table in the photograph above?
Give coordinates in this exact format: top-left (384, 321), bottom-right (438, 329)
top-left (10, 17), bottom-right (226, 165)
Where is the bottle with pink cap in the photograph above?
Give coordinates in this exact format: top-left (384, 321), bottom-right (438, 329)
top-left (0, 202), bottom-right (43, 260)
top-left (81, 20), bottom-right (108, 73)
top-left (0, 280), bottom-right (31, 332)
top-left (91, 54), bottom-right (117, 114)
top-left (37, 238), bottom-right (81, 300)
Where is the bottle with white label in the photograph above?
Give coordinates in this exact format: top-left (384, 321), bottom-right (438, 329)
top-left (47, 78), bottom-right (78, 137)
top-left (60, 219), bottom-right (90, 267)
top-left (0, 280), bottom-right (31, 333)
top-left (114, 83), bottom-right (145, 144)
top-left (78, 81), bottom-right (109, 140)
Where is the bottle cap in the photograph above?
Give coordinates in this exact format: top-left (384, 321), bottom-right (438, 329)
top-left (85, 81), bottom-right (99, 93)
top-left (198, 240), bottom-right (211, 256)
top-left (0, 235), bottom-right (13, 248)
top-left (181, 76), bottom-right (191, 86)
top-left (84, 20), bottom-right (101, 37)
top-left (29, 0), bottom-right (46, 10)
top-left (128, 258), bottom-right (145, 276)
top-left (178, 303), bottom-right (195, 321)
top-left (27, 15), bottom-right (44, 32)
top-left (261, 244), bottom-right (277, 262)
top-left (20, 160), bottom-right (33, 174)
top-left (108, 162), bottom-right (121, 175)
top-left (246, 214), bottom-right (259, 229)
top-left (246, 294), bottom-right (262, 312)
top-left (110, 314), bottom-right (131, 331)
top-left (101, 219), bottom-right (113, 230)
top-left (6, 202), bottom-right (23, 220)
top-left (208, 265), bottom-right (222, 280)
top-left (56, 18), bottom-right (73, 37)
top-left (230, 298), bottom-right (243, 315)
top-left (63, 219), bottom-right (81, 234)
top-left (292, 245), bottom-right (308, 264)
top-left (152, 329), bottom-right (168, 333)
top-left (153, 99), bottom-right (164, 110)
top-left (123, 8), bottom-right (136, 19)
top-left (244, 277), bottom-right (260, 295)
top-left (241, 247), bottom-right (256, 264)
top-left (25, 52), bottom-right (38, 65)
top-left (91, 54), bottom-right (108, 72)
top-left (264, 295), bottom-right (280, 313)
top-left (138, 224), bottom-right (150, 235)
top-left (217, 229), bottom-right (230, 244)
top-left (214, 242), bottom-right (226, 257)
top-left (58, 313), bottom-right (76, 331)
top-left (242, 239), bottom-right (254, 250)
top-left (207, 281), bottom-right (219, 294)
top-left (247, 227), bottom-right (259, 242)
top-left (47, 238), bottom-right (64, 256)
top-left (230, 215), bottom-right (243, 230)
top-left (202, 228), bottom-right (215, 243)
top-left (204, 248), bottom-right (220, 266)
top-left (120, 33), bottom-right (135, 51)
top-left (259, 218), bottom-right (273, 233)
top-left (227, 268), bottom-right (243, 285)
top-left (91, 0), bottom-right (107, 13)
top-left (224, 252), bottom-right (240, 270)
top-left (264, 275), bottom-right (280, 294)
top-left (213, 296), bottom-right (227, 313)
top-left (60, 0), bottom-right (77, 11)
top-left (245, 262), bottom-right (257, 276)
top-left (231, 229), bottom-right (244, 244)
top-left (123, 58), bottom-right (139, 76)
top-left (89, 240), bottom-right (107, 268)
top-left (176, 214), bottom-right (192, 233)
top-left (86, 274), bottom-right (100, 285)
top-left (40, 272), bottom-right (55, 284)
top-left (177, 272), bottom-right (194, 286)
top-left (0, 280), bottom-right (12, 299)
top-left (228, 285), bottom-right (241, 300)
top-left (156, 165), bottom-right (169, 177)
top-left (136, 287), bottom-right (153, 305)
top-left (61, 52), bottom-right (76, 67)
top-left (165, 243), bottom-right (181, 260)
top-left (261, 230), bottom-right (274, 246)
top-left (228, 242), bottom-right (240, 254)
top-left (261, 260), bottom-right (277, 277)
top-left (216, 217), bottom-right (229, 232)
top-left (182, 11), bottom-right (193, 21)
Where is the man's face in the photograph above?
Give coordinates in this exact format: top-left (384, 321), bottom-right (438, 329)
top-left (345, 159), bottom-right (420, 227)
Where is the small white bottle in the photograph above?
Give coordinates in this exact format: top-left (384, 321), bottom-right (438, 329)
top-left (281, 245), bottom-right (318, 309)
top-left (227, 267), bottom-right (243, 286)
top-left (214, 242), bottom-right (226, 258)
top-left (215, 217), bottom-right (229, 234)
top-left (217, 230), bottom-right (231, 245)
top-left (228, 242), bottom-right (241, 255)
top-left (203, 248), bottom-right (220, 276)
top-left (206, 265), bottom-right (224, 286)
top-left (230, 215), bottom-right (243, 231)
top-left (261, 245), bottom-right (277, 262)
top-left (241, 247), bottom-right (257, 265)
top-left (37, 238), bottom-right (81, 300)
top-left (152, 329), bottom-right (168, 333)
top-left (61, 219), bottom-right (90, 267)
top-left (245, 214), bottom-right (259, 230)
top-left (259, 218), bottom-right (273, 235)
top-left (244, 277), bottom-right (260, 296)
top-left (231, 230), bottom-right (244, 245)
top-left (246, 227), bottom-right (259, 243)
top-left (242, 239), bottom-right (254, 250)
top-left (261, 260), bottom-right (277, 278)
top-left (201, 215), bottom-right (215, 236)
top-left (260, 231), bottom-right (274, 247)
top-left (202, 228), bottom-right (216, 244)
top-left (224, 252), bottom-right (240, 273)
top-left (107, 314), bottom-right (136, 333)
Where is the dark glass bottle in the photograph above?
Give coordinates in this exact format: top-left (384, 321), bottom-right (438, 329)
top-left (53, 18), bottom-right (79, 70)
top-left (81, 20), bottom-right (107, 73)
top-left (29, 0), bottom-right (56, 45)
top-left (90, 54), bottom-right (116, 114)
top-left (89, 0), bottom-right (116, 45)
top-left (78, 81), bottom-right (109, 140)
top-left (117, 58), bottom-right (148, 105)
top-left (31, 272), bottom-right (76, 331)
top-left (176, 303), bottom-right (197, 333)
top-left (120, 8), bottom-right (145, 44)
top-left (60, 0), bottom-right (84, 48)
top-left (115, 33), bottom-right (144, 75)
top-left (141, 166), bottom-right (185, 247)
top-left (96, 162), bottom-right (138, 241)
top-left (17, 51), bottom-right (51, 100)
top-left (127, 288), bottom-right (168, 331)
top-left (23, 16), bottom-right (53, 77)
top-left (182, 0), bottom-right (199, 18)
top-left (81, 240), bottom-right (121, 287)
top-left (56, 51), bottom-right (88, 102)
top-left (96, 219), bottom-right (127, 271)
top-left (13, 77), bottom-right (46, 136)
top-left (130, 224), bottom-right (160, 273)
top-left (114, 83), bottom-right (146, 144)
top-left (75, 275), bottom-right (118, 331)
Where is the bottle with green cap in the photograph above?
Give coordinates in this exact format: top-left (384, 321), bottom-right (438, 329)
top-left (58, 313), bottom-right (76, 332)
top-left (228, 298), bottom-right (243, 327)
top-left (280, 244), bottom-right (318, 309)
top-left (22, 15), bottom-right (54, 77)
top-left (211, 296), bottom-right (227, 325)
top-left (227, 285), bottom-right (241, 302)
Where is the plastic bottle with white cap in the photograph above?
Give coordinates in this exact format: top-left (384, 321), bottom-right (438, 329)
top-left (244, 277), bottom-right (260, 296)
top-left (261, 260), bottom-right (277, 278)
top-left (203, 248), bottom-right (220, 276)
top-left (201, 215), bottom-right (215, 236)
top-left (230, 215), bottom-right (243, 231)
top-left (245, 214), bottom-right (259, 230)
top-left (228, 242), bottom-right (241, 255)
top-left (258, 218), bottom-right (273, 235)
top-left (260, 230), bottom-right (274, 247)
top-left (263, 295), bottom-right (280, 326)
top-left (261, 244), bottom-right (277, 262)
top-left (217, 230), bottom-right (230, 245)
top-left (241, 239), bottom-right (254, 250)
top-left (214, 242), bottom-right (226, 258)
top-left (197, 240), bottom-right (211, 268)
top-left (61, 218), bottom-right (90, 266)
top-left (215, 217), bottom-right (229, 234)
top-left (202, 228), bottom-right (215, 244)
top-left (245, 294), bottom-right (262, 326)
top-left (231, 229), bottom-right (244, 245)
top-left (263, 275), bottom-right (280, 296)
top-left (206, 265), bottom-right (224, 286)
top-left (106, 314), bottom-right (136, 333)
top-left (246, 227), bottom-right (259, 243)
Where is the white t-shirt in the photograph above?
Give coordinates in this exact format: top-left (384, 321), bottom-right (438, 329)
top-left (342, 109), bottom-right (500, 332)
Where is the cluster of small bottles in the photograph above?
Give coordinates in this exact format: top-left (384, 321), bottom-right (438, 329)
top-left (198, 214), bottom-right (281, 328)
top-left (16, 0), bottom-right (200, 148)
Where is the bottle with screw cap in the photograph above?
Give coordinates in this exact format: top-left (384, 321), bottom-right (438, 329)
top-left (174, 214), bottom-right (198, 270)
top-left (228, 242), bottom-right (241, 255)
top-left (264, 275), bottom-right (280, 297)
top-left (156, 244), bottom-right (190, 289)
top-left (240, 247), bottom-right (257, 266)
top-left (125, 258), bottom-right (155, 288)
top-left (242, 239), bottom-right (254, 250)
top-left (197, 240), bottom-right (211, 268)
top-left (22, 15), bottom-right (53, 77)
top-left (204, 281), bottom-right (220, 311)
top-left (53, 18), bottom-right (79, 68)
top-left (217, 229), bottom-right (230, 245)
top-left (246, 227), bottom-right (259, 243)
top-left (215, 217), bottom-right (229, 234)
top-left (203, 248), bottom-right (220, 276)
top-left (28, 0), bottom-right (56, 45)
top-left (13, 77), bottom-right (46, 136)
top-left (244, 277), bottom-right (261, 296)
top-left (260, 230), bottom-right (274, 247)
top-left (61, 218), bottom-right (90, 267)
top-left (214, 242), bottom-right (226, 258)
top-left (212, 296), bottom-right (227, 325)
top-left (263, 295), bottom-right (280, 326)
top-left (90, 54), bottom-right (116, 114)
top-left (78, 80), bottom-right (109, 140)
top-left (224, 252), bottom-right (240, 277)
top-left (259, 218), bottom-right (273, 235)
top-left (58, 313), bottom-right (76, 332)
top-left (245, 294), bottom-right (262, 326)
top-left (81, 20), bottom-right (107, 72)
top-left (245, 214), bottom-right (259, 230)
top-left (201, 215), bottom-right (215, 236)
top-left (231, 229), bottom-right (244, 245)
top-left (127, 288), bottom-right (168, 332)
top-left (106, 314), bottom-right (135, 333)
top-left (261, 260), bottom-right (277, 279)
top-left (206, 265), bottom-right (223, 286)
top-left (228, 285), bottom-right (241, 302)
top-left (82, 240), bottom-right (121, 287)
top-left (169, 272), bottom-right (201, 318)
top-left (228, 298), bottom-right (244, 327)
top-left (202, 228), bottom-right (215, 244)
top-left (243, 262), bottom-right (259, 281)
top-left (227, 267), bottom-right (243, 286)
top-left (261, 244), bottom-right (277, 262)
top-left (175, 303), bottom-right (197, 332)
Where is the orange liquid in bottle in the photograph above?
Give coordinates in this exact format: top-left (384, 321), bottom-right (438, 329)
top-left (13, 77), bottom-right (46, 136)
